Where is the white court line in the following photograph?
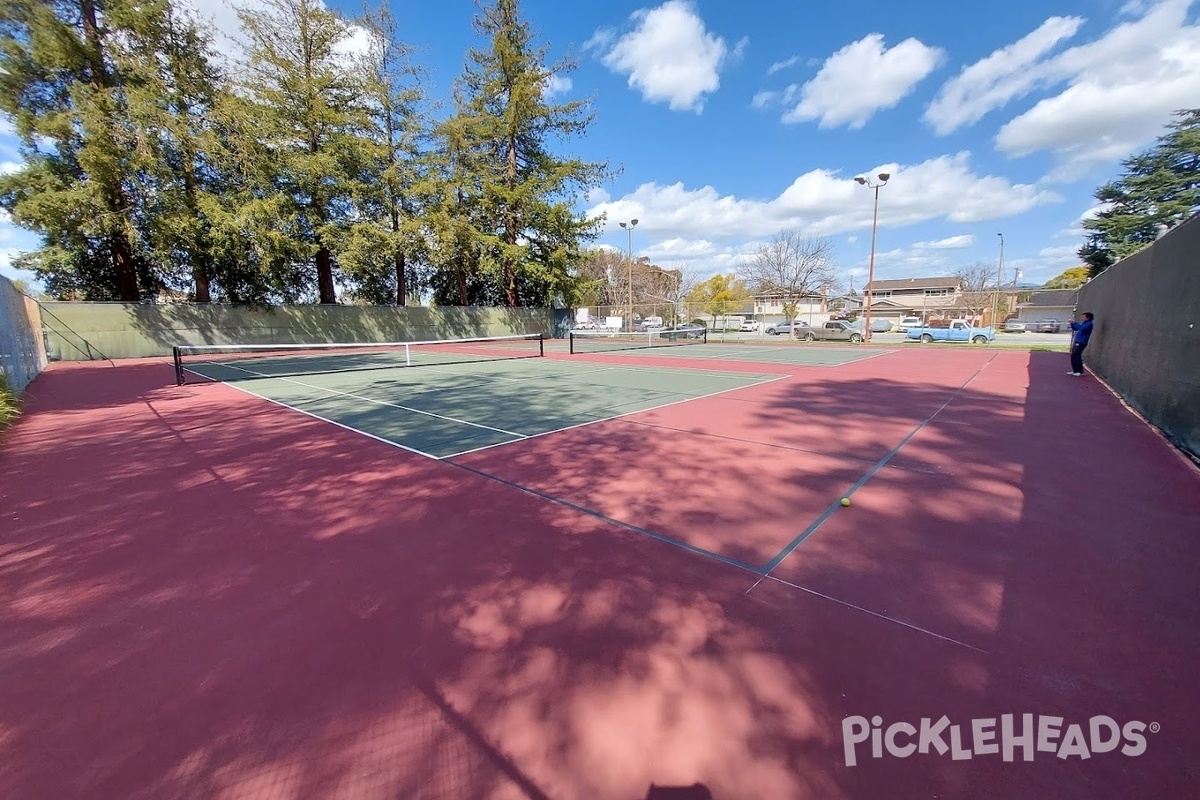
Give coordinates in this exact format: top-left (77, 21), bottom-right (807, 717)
top-left (580, 342), bottom-right (897, 368)
top-left (416, 362), bottom-right (631, 384)
top-left (195, 374), bottom-right (443, 459)
top-left (756, 575), bottom-right (989, 653)
top-left (207, 361), bottom-right (528, 439)
top-left (442, 372), bottom-right (791, 459)
top-left (618, 417), bottom-right (946, 475)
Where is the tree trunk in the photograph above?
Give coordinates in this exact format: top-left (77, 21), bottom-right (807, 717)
top-left (504, 133), bottom-right (519, 307)
top-left (395, 249), bottom-right (406, 306)
top-left (316, 244), bottom-right (336, 304)
top-left (458, 245), bottom-right (468, 305)
top-left (193, 263), bottom-right (211, 303)
top-left (111, 233), bottom-right (140, 301)
top-left (82, 0), bottom-right (140, 301)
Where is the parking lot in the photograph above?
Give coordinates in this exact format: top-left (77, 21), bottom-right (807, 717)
top-left (705, 329), bottom-right (1074, 347)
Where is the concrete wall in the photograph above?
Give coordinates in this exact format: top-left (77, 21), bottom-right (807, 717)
top-left (38, 302), bottom-right (555, 361)
top-left (1077, 213), bottom-right (1200, 459)
top-left (1, 275), bottom-right (47, 393)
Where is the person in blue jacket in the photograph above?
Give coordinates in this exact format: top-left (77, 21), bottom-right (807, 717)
top-left (1068, 312), bottom-right (1094, 376)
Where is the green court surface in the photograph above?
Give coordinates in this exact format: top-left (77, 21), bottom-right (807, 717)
top-left (191, 357), bottom-right (782, 459)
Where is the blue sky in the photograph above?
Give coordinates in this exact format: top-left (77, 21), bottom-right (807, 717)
top-left (3, 0), bottom-right (1197, 292)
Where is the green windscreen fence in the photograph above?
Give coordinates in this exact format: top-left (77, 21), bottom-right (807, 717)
top-left (1078, 213), bottom-right (1200, 459)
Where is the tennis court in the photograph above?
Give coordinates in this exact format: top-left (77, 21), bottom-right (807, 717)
top-left (563, 328), bottom-right (895, 366)
top-left (3, 331), bottom-right (1199, 800)
top-left (173, 335), bottom-right (785, 459)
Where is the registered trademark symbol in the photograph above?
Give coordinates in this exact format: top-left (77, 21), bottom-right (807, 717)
top-left (1150, 722), bottom-right (1161, 733)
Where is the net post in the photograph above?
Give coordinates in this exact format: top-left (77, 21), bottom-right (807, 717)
top-left (702, 328), bottom-right (707, 344)
top-left (405, 343), bottom-right (411, 366)
top-left (173, 346), bottom-right (184, 385)
top-left (569, 332), bottom-right (575, 355)
top-left (539, 333), bottom-right (544, 357)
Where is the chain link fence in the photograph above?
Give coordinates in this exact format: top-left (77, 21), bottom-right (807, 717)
top-left (570, 301), bottom-right (842, 335)
top-left (1, 274), bottom-right (47, 394)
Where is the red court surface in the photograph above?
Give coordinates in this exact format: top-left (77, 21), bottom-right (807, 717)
top-left (2, 348), bottom-right (1200, 800)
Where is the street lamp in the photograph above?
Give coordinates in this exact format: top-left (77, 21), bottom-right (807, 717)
top-left (854, 172), bottom-right (890, 343)
top-left (993, 233), bottom-right (1004, 330)
top-left (619, 219), bottom-right (638, 332)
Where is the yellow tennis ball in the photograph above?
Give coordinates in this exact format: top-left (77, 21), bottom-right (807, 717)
top-left (841, 497), bottom-right (851, 507)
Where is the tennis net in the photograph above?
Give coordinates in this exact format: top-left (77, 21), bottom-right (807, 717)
top-left (174, 333), bottom-right (544, 385)
top-left (569, 327), bottom-right (707, 354)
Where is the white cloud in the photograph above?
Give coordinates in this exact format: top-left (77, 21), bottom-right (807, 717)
top-left (0, 160), bottom-right (21, 175)
top-left (593, 0), bottom-right (731, 112)
top-left (767, 56), bottom-right (800, 75)
top-left (731, 36), bottom-right (749, 62)
top-left (781, 34), bottom-right (944, 128)
top-left (923, 16), bottom-right (1085, 135)
top-left (750, 90), bottom-right (777, 109)
top-left (182, 0), bottom-right (371, 69)
top-left (589, 152), bottom-right (1060, 244)
top-left (545, 74), bottom-right (573, 98)
top-left (925, 0), bottom-right (1200, 179)
top-left (913, 235), bottom-right (974, 250)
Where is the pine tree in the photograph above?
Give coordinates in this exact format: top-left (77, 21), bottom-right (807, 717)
top-left (0, 0), bottom-right (152, 299)
top-left (1080, 108), bottom-right (1200, 275)
top-left (437, 0), bottom-right (609, 307)
top-left (235, 0), bottom-right (371, 304)
top-left (338, 4), bottom-right (429, 306)
top-left (117, 0), bottom-right (226, 301)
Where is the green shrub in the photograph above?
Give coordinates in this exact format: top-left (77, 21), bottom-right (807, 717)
top-left (0, 372), bottom-right (19, 429)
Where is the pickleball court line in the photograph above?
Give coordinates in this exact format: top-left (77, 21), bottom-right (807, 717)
top-left (441, 372), bottom-right (789, 459)
top-left (446, 460), bottom-right (766, 574)
top-left (618, 416), bottom-right (946, 476)
top-left (753, 575), bottom-right (989, 654)
top-left (571, 347), bottom-right (873, 367)
top-left (751, 351), bottom-right (1003, 586)
top-left (195, 361), bottom-right (530, 439)
top-left (227, 379), bottom-right (987, 654)
top-left (180, 357), bottom-right (997, 654)
top-left (572, 343), bottom-right (889, 367)
top-left (199, 377), bottom-right (444, 459)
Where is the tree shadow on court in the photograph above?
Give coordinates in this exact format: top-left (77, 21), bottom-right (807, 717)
top-left (2, 349), bottom-right (1198, 799)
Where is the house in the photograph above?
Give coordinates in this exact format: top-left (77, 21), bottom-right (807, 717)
top-left (861, 276), bottom-right (976, 321)
top-left (752, 290), bottom-right (828, 322)
top-left (1015, 288), bottom-right (1081, 324)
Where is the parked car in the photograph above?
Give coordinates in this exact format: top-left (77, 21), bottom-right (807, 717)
top-left (1032, 319), bottom-right (1062, 333)
top-left (794, 320), bottom-right (864, 343)
top-left (868, 318), bottom-right (893, 333)
top-left (1003, 320), bottom-right (1027, 333)
top-left (765, 321), bottom-right (804, 336)
top-left (739, 319), bottom-right (760, 332)
top-left (896, 316), bottom-right (923, 333)
top-left (907, 320), bottom-right (995, 344)
top-left (658, 323), bottom-right (706, 340)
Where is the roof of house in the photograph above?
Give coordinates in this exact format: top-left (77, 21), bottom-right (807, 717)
top-left (751, 290), bottom-right (825, 299)
top-left (865, 276), bottom-right (962, 292)
top-left (1019, 288), bottom-right (1081, 308)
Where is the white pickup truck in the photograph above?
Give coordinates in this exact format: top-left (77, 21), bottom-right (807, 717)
top-left (905, 319), bottom-right (995, 344)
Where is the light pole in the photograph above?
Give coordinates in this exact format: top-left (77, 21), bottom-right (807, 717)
top-left (619, 219), bottom-right (638, 332)
top-left (993, 233), bottom-right (1004, 328)
top-left (854, 172), bottom-right (890, 343)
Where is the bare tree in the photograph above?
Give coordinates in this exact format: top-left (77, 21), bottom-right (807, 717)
top-left (738, 231), bottom-right (836, 323)
top-left (954, 263), bottom-right (997, 323)
top-left (574, 249), bottom-right (700, 324)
